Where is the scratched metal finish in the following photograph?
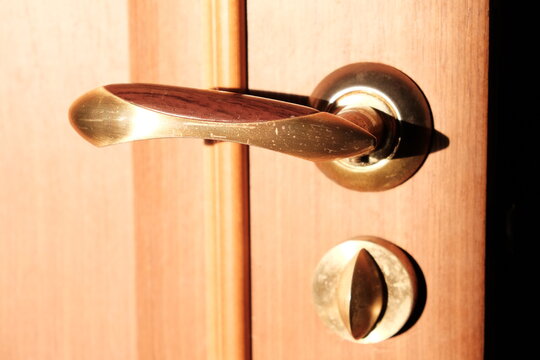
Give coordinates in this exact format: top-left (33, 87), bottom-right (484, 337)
top-left (69, 86), bottom-right (376, 161)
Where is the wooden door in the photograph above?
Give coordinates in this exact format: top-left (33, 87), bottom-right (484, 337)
top-left (248, 1), bottom-right (488, 359)
top-left (1, 0), bottom-right (206, 358)
top-left (1, 1), bottom-right (136, 358)
top-left (2, 0), bottom-right (488, 359)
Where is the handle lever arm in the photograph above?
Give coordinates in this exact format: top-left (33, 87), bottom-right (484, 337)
top-left (69, 83), bottom-right (381, 161)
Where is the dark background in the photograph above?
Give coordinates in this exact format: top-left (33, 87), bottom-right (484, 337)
top-left (485, 1), bottom-right (531, 358)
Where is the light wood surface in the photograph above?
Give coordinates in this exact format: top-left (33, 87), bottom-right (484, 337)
top-left (203, 0), bottom-right (251, 359)
top-left (129, 0), bottom-right (207, 359)
top-left (0, 1), bottom-right (135, 359)
top-left (248, 1), bottom-right (488, 359)
top-left (204, 142), bottom-right (250, 360)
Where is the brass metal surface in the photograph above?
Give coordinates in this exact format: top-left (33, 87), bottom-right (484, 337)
top-left (70, 63), bottom-right (430, 190)
top-left (312, 237), bottom-right (417, 343)
top-left (311, 63), bottom-right (432, 191)
top-left (69, 87), bottom-right (378, 162)
top-left (345, 249), bottom-right (385, 339)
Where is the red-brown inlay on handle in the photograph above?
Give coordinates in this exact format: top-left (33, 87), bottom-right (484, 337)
top-left (105, 83), bottom-right (318, 123)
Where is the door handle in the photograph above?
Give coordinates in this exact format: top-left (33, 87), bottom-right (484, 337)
top-left (69, 63), bottom-right (432, 191)
top-left (70, 84), bottom-right (381, 162)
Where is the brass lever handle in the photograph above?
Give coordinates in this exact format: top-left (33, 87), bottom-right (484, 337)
top-left (69, 63), bottom-right (432, 191)
top-left (69, 84), bottom-right (384, 161)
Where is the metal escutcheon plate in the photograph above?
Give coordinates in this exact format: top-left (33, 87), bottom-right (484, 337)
top-left (312, 237), bottom-right (417, 343)
top-left (310, 63), bottom-right (432, 191)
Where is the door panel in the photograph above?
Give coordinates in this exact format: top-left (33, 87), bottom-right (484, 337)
top-left (248, 1), bottom-right (487, 359)
top-left (130, 0), bottom-right (207, 358)
top-left (0, 1), bottom-right (135, 359)
top-left (1, 0), bottom-right (207, 359)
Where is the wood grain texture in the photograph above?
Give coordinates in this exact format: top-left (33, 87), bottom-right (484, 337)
top-left (248, 1), bottom-right (488, 359)
top-left (203, 0), bottom-right (251, 359)
top-left (105, 83), bottom-right (317, 122)
top-left (204, 142), bottom-right (251, 360)
top-left (0, 1), bottom-right (135, 359)
top-left (129, 0), bottom-right (206, 359)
